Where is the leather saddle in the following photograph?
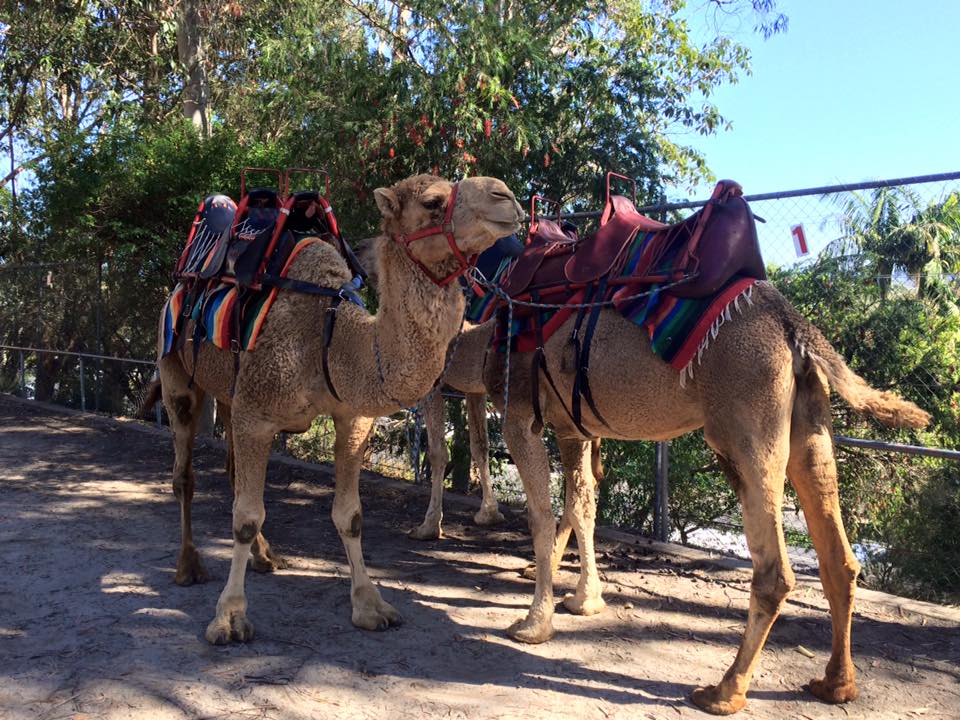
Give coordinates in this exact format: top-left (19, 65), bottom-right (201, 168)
top-left (498, 179), bottom-right (765, 305)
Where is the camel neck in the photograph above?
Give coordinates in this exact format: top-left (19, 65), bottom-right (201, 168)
top-left (367, 238), bottom-right (465, 409)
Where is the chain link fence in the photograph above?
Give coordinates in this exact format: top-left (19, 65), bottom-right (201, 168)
top-left (1, 172), bottom-right (958, 601)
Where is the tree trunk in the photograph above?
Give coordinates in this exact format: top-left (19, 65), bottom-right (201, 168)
top-left (177, 0), bottom-right (209, 135)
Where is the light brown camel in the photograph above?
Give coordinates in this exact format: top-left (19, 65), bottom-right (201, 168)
top-left (483, 280), bottom-right (929, 715)
top-left (152, 174), bottom-right (523, 644)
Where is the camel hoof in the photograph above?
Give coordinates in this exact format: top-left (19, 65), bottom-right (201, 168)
top-left (250, 551), bottom-right (287, 573)
top-left (690, 685), bottom-right (746, 715)
top-left (174, 547), bottom-right (209, 586)
top-left (562, 592), bottom-right (606, 616)
top-left (506, 616), bottom-right (556, 645)
top-left (352, 586), bottom-right (403, 631)
top-left (474, 506), bottom-right (506, 527)
top-left (408, 523), bottom-right (442, 541)
top-left (204, 611), bottom-right (254, 645)
top-left (520, 564), bottom-right (537, 581)
top-left (807, 677), bottom-right (859, 704)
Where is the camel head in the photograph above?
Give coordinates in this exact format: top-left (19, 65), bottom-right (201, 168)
top-left (374, 174), bottom-right (523, 286)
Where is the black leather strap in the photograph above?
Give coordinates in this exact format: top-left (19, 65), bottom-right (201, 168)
top-left (580, 278), bottom-right (614, 433)
top-left (570, 283), bottom-right (598, 436)
top-left (322, 297), bottom-right (343, 402)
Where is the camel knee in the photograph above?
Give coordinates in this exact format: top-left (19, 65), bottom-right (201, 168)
top-left (753, 563), bottom-right (796, 614)
top-left (172, 469), bottom-right (195, 503)
top-left (831, 556), bottom-right (860, 590)
top-left (232, 506), bottom-right (265, 545)
top-left (333, 504), bottom-right (362, 538)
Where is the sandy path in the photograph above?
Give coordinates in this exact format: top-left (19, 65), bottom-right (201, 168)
top-left (1, 395), bottom-right (957, 720)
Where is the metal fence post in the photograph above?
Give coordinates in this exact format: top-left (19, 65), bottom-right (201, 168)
top-left (78, 356), bottom-right (86, 411)
top-left (654, 441), bottom-right (670, 542)
top-left (409, 409), bottom-right (423, 484)
top-left (18, 350), bottom-right (25, 396)
top-left (152, 367), bottom-right (162, 426)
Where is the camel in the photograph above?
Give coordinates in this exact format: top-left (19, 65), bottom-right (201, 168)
top-left (482, 280), bottom-right (930, 715)
top-left (149, 174), bottom-right (523, 644)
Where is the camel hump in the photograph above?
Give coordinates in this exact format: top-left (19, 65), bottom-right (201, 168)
top-left (283, 237), bottom-right (354, 288)
top-left (764, 284), bottom-right (931, 429)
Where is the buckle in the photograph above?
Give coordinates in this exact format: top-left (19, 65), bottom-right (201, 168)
top-left (441, 220), bottom-right (455, 235)
top-left (230, 338), bottom-right (241, 354)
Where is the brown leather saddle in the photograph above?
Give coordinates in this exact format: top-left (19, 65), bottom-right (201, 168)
top-left (500, 179), bottom-right (764, 304)
top-left (490, 176), bottom-right (765, 438)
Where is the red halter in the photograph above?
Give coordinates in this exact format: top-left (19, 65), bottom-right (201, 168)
top-left (392, 183), bottom-right (477, 287)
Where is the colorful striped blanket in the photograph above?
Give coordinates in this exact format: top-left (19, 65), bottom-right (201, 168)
top-left (162, 237), bottom-right (319, 357)
top-left (481, 229), bottom-right (759, 383)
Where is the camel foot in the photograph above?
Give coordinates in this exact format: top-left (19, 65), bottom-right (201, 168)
top-left (506, 615), bottom-right (556, 644)
top-left (205, 609), bottom-right (254, 645)
top-left (351, 585), bottom-right (403, 631)
top-left (249, 539), bottom-right (287, 573)
top-left (562, 591), bottom-right (606, 616)
top-left (174, 546), bottom-right (209, 586)
top-left (408, 522), bottom-right (442, 541)
top-left (474, 505), bottom-right (505, 527)
top-left (807, 677), bottom-right (859, 704)
top-left (690, 685), bottom-right (747, 716)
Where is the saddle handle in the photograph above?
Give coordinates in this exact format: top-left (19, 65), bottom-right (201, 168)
top-left (285, 167), bottom-right (332, 200)
top-left (601, 171), bottom-right (637, 226)
top-left (241, 167), bottom-right (285, 199)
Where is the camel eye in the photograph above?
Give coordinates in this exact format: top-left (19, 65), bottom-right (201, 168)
top-left (421, 195), bottom-right (445, 211)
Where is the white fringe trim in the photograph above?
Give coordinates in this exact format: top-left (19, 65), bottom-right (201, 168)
top-left (679, 283), bottom-right (756, 389)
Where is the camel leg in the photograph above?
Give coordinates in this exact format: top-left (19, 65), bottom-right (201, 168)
top-left (159, 358), bottom-right (209, 586)
top-left (558, 438), bottom-right (605, 616)
top-left (787, 369), bottom-right (860, 704)
top-left (503, 412), bottom-right (557, 644)
top-left (333, 413), bottom-right (402, 630)
top-left (522, 438), bottom-right (602, 582)
top-left (204, 414), bottom-right (275, 644)
top-left (220, 403), bottom-right (286, 572)
top-left (693, 416), bottom-right (795, 714)
top-left (409, 391), bottom-right (447, 540)
top-left (467, 392), bottom-right (505, 526)
top-left (521, 508), bottom-right (573, 581)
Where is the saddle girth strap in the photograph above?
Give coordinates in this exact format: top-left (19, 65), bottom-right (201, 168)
top-left (229, 288), bottom-right (247, 397)
top-left (528, 289), bottom-right (590, 438)
top-left (569, 283), bottom-right (598, 437)
top-left (322, 296), bottom-right (343, 402)
top-left (578, 278), bottom-right (614, 433)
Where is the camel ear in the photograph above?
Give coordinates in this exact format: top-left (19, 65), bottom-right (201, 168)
top-left (374, 187), bottom-right (400, 219)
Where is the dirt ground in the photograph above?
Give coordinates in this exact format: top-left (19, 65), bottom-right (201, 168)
top-left (1, 395), bottom-right (958, 720)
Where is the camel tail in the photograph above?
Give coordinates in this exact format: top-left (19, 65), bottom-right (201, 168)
top-left (137, 378), bottom-right (163, 420)
top-left (779, 296), bottom-right (930, 429)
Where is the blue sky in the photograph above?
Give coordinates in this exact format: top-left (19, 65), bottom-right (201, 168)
top-left (680, 1), bottom-right (960, 198)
